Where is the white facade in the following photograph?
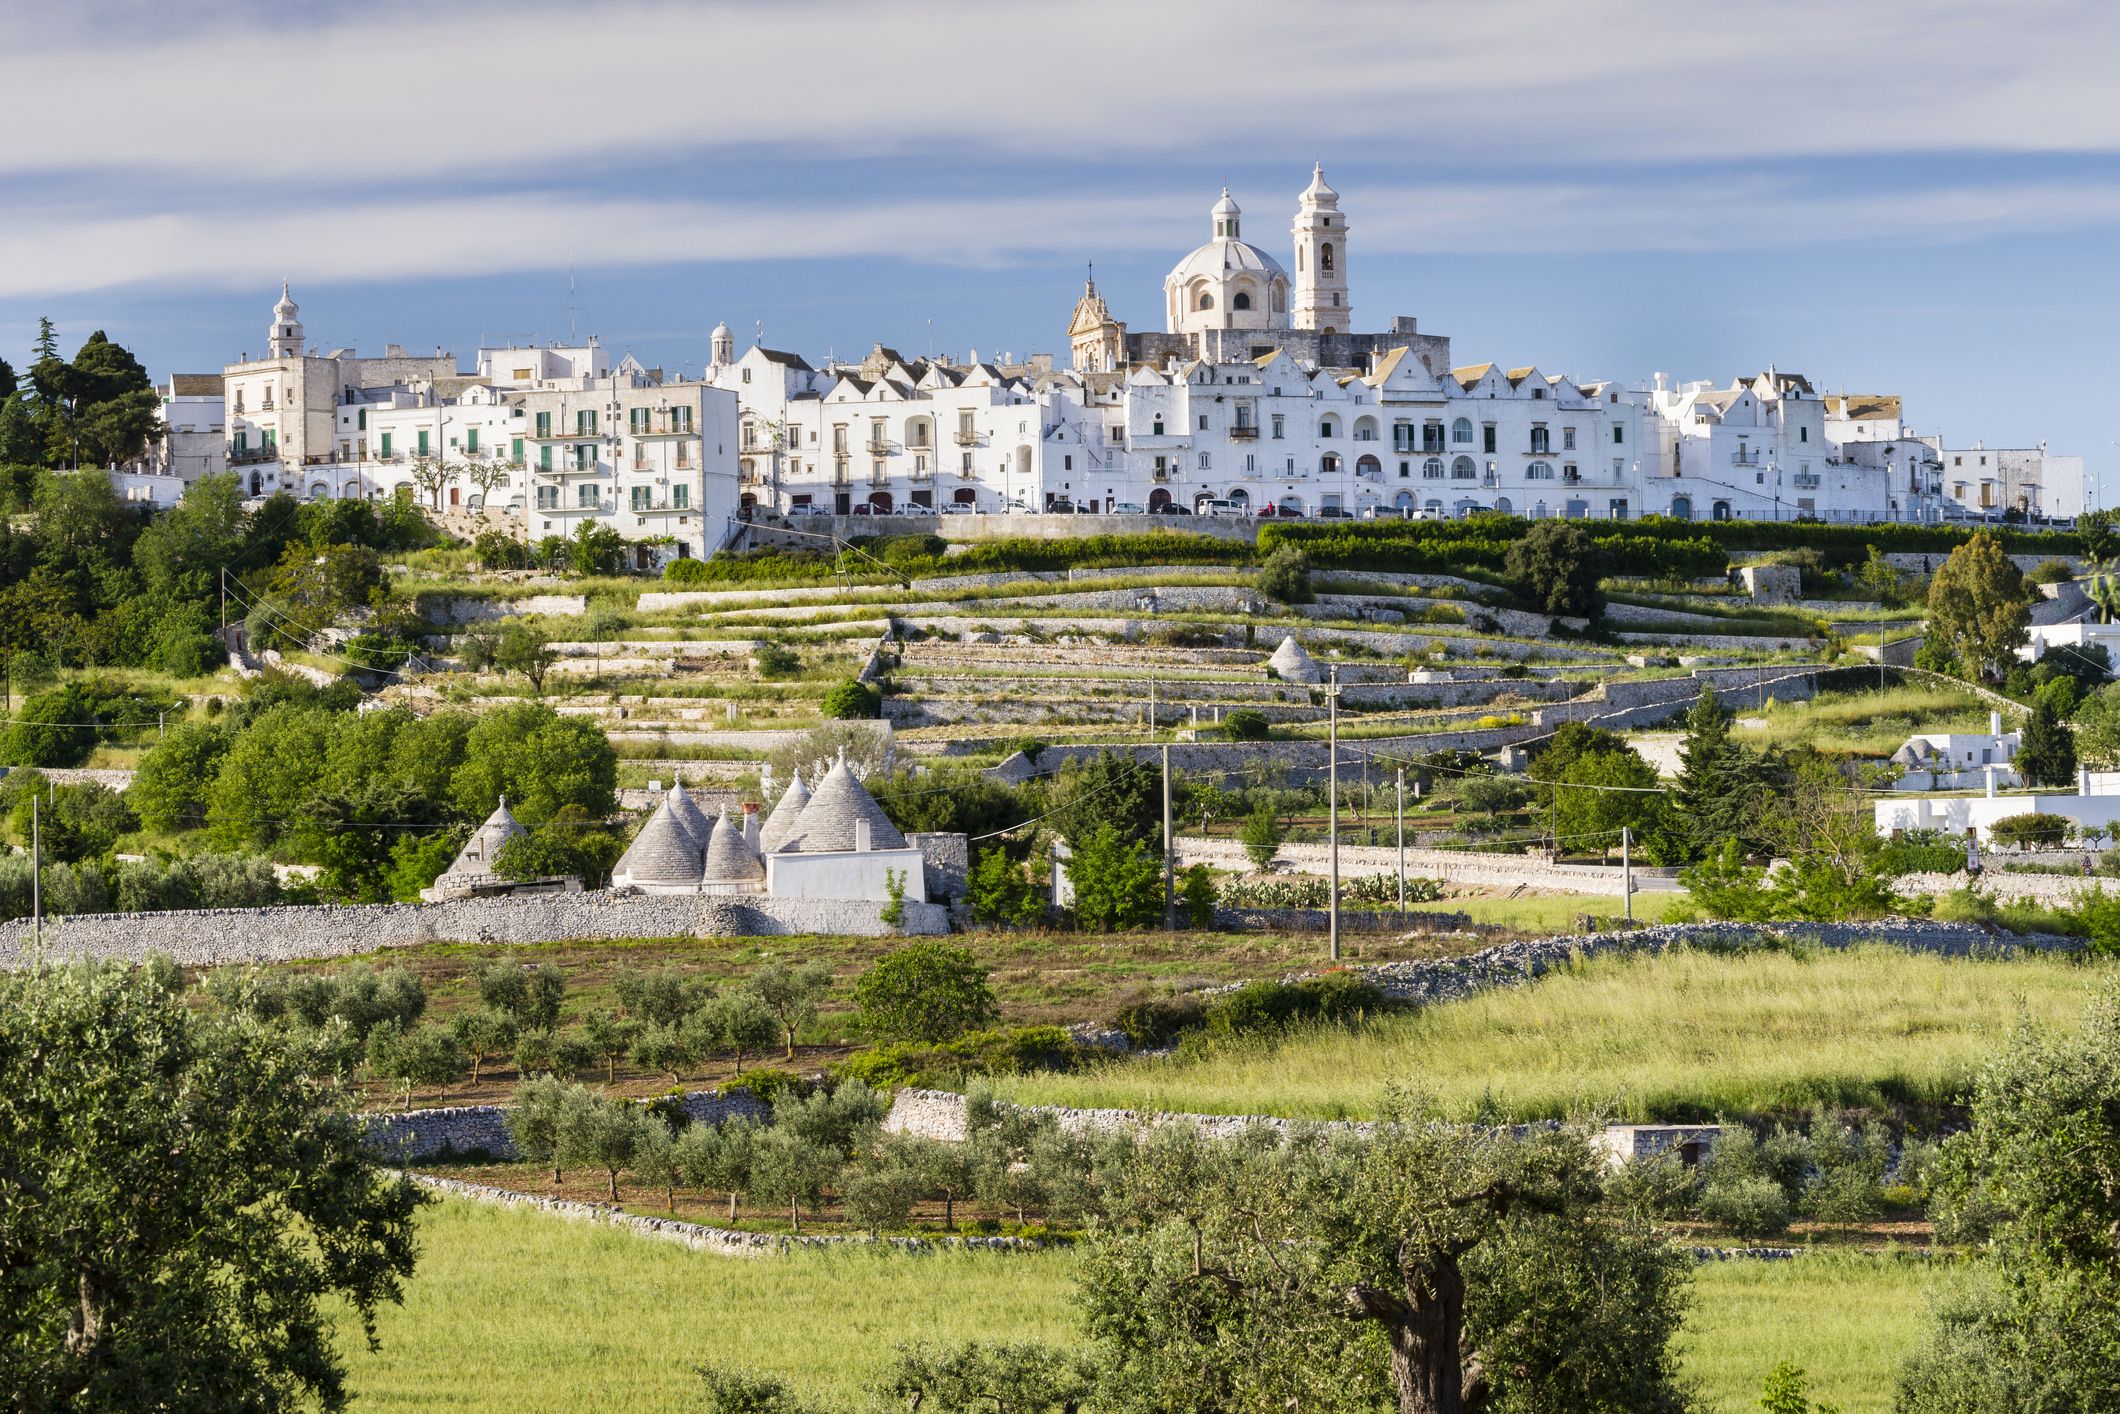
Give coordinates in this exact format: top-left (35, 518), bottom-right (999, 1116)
top-left (1889, 713), bottom-right (2021, 792)
top-left (1939, 443), bottom-right (2081, 521)
top-left (1875, 777), bottom-right (2120, 843)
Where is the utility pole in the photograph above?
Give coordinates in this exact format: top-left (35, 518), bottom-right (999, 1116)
top-left (1395, 767), bottom-right (1406, 920)
top-left (1622, 824), bottom-right (1633, 922)
top-left (220, 566), bottom-right (228, 633)
top-left (1161, 743), bottom-right (1174, 931)
top-left (30, 794), bottom-right (41, 958)
top-left (1328, 664), bottom-right (1341, 962)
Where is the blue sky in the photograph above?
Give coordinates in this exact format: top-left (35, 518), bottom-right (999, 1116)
top-left (5, 0), bottom-right (2117, 499)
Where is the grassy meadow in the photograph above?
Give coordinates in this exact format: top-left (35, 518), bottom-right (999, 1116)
top-left (340, 1199), bottom-right (1939, 1413)
top-left (1730, 684), bottom-right (1995, 757)
top-left (997, 943), bottom-right (2118, 1122)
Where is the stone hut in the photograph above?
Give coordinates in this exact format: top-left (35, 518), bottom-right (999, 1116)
top-left (1267, 634), bottom-right (1322, 684)
top-left (610, 796), bottom-right (704, 892)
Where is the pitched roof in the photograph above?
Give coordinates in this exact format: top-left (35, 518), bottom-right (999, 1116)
top-left (613, 798), bottom-right (703, 884)
top-left (666, 783), bottom-right (713, 849)
top-left (701, 806), bottom-right (765, 882)
top-left (757, 770), bottom-right (812, 854)
top-left (445, 799), bottom-right (525, 876)
top-left (754, 347), bottom-right (813, 369)
top-left (773, 755), bottom-right (908, 854)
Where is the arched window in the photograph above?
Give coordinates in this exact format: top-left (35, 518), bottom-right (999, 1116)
top-left (1425, 499), bottom-right (1443, 515)
top-left (1495, 497), bottom-right (1513, 514)
top-left (1526, 461), bottom-right (1554, 480)
top-left (1321, 454), bottom-right (1340, 474)
top-left (1670, 496), bottom-right (1693, 521)
top-left (1423, 458), bottom-right (1443, 480)
top-left (1451, 456), bottom-right (1477, 480)
top-left (1395, 490), bottom-right (1415, 509)
top-left (1321, 243), bottom-right (1334, 273)
top-left (1233, 292), bottom-right (1251, 311)
top-left (1197, 291), bottom-right (1214, 311)
top-left (1712, 500), bottom-right (1732, 521)
top-left (1152, 417), bottom-right (1164, 435)
top-left (1451, 418), bottom-right (1474, 444)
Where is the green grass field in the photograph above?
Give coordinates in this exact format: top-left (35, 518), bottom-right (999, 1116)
top-left (997, 944), bottom-right (2118, 1122)
top-left (1731, 685), bottom-right (1995, 757)
top-left (339, 1199), bottom-right (1938, 1413)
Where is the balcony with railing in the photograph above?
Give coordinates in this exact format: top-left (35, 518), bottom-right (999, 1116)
top-left (954, 428), bottom-right (981, 446)
top-left (1732, 449), bottom-right (1762, 466)
top-left (866, 436), bottom-right (891, 456)
top-left (229, 445), bottom-right (279, 466)
top-left (1228, 424), bottom-right (1258, 440)
top-left (1793, 473), bottom-right (1821, 489)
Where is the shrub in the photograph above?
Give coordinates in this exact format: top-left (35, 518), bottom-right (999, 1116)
top-left (1698, 1174), bottom-right (1793, 1237)
top-left (472, 529), bottom-right (527, 570)
top-left (1256, 547), bottom-right (1313, 604)
top-left (1876, 829), bottom-right (1968, 876)
top-left (967, 848), bottom-right (1041, 926)
top-left (1238, 801), bottom-right (1283, 870)
top-left (1112, 994), bottom-right (1207, 1048)
top-left (722, 1067), bottom-right (803, 1106)
top-left (833, 1025), bottom-right (1082, 1091)
top-left (820, 679), bottom-right (882, 720)
top-left (1200, 974), bottom-right (1390, 1040)
top-left (2028, 557), bottom-right (2075, 584)
top-left (854, 943), bottom-right (998, 1043)
top-left (752, 642), bottom-right (801, 679)
top-left (1177, 863), bottom-right (1217, 928)
top-left (663, 557), bottom-right (714, 584)
top-left (1988, 812), bottom-right (2072, 850)
top-left (1223, 709), bottom-right (1271, 742)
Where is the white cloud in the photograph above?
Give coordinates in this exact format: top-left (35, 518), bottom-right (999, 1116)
top-left (6, 0), bottom-right (2120, 187)
top-left (8, 174), bottom-right (2120, 299)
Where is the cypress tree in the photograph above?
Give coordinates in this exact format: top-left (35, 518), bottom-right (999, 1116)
top-left (2015, 700), bottom-right (2078, 788)
top-left (1670, 684), bottom-right (1766, 861)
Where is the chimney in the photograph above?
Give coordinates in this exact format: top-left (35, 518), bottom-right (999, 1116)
top-left (743, 802), bottom-right (761, 850)
top-left (855, 819), bottom-right (872, 853)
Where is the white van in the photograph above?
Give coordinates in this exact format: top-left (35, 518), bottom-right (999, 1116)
top-left (1196, 498), bottom-right (1243, 518)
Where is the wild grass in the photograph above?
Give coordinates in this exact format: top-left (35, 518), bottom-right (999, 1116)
top-left (1732, 685), bottom-right (1996, 756)
top-left (1683, 1252), bottom-right (1942, 1414)
top-left (336, 1198), bottom-right (1081, 1410)
top-left (996, 944), bottom-right (2120, 1122)
top-left (342, 1199), bottom-right (1936, 1413)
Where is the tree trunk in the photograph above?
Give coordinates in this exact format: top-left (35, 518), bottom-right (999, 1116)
top-left (728, 1190), bottom-right (739, 1221)
top-left (784, 1026), bottom-right (795, 1061)
top-left (1349, 1254), bottom-right (1470, 1414)
top-left (551, 1161), bottom-right (563, 1186)
top-left (607, 1168), bottom-right (619, 1202)
top-left (943, 1190), bottom-right (954, 1231)
top-left (790, 1197), bottom-right (800, 1233)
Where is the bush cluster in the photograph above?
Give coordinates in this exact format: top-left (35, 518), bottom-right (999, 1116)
top-left (1259, 516), bottom-right (1726, 583)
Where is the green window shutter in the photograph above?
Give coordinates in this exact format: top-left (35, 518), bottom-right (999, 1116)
top-left (381, 433), bottom-right (392, 457)
top-left (512, 438), bottom-right (523, 463)
top-left (357, 409), bottom-right (367, 431)
top-left (418, 430), bottom-right (430, 455)
top-left (540, 445), bottom-right (552, 471)
top-left (466, 429), bottom-right (478, 453)
top-left (536, 412), bottom-right (550, 437)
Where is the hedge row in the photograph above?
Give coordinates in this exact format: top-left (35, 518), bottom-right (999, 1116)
top-left (1259, 519), bottom-right (1727, 581)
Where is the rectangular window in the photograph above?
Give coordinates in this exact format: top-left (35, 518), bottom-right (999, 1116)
top-left (1198, 414), bottom-right (1209, 431)
top-left (536, 485), bottom-right (558, 509)
top-left (417, 430), bottom-right (430, 456)
top-left (674, 406), bottom-right (693, 433)
top-left (1063, 455), bottom-right (1072, 470)
top-left (1272, 414), bottom-right (1285, 439)
top-left (511, 437), bottom-right (524, 464)
top-left (380, 432), bottom-right (393, 458)
top-left (630, 408), bottom-right (649, 434)
top-left (465, 428), bottom-right (478, 454)
top-left (535, 411), bottom-right (551, 437)
top-left (630, 486), bottom-right (650, 510)
top-left (1562, 427), bottom-right (1576, 451)
top-left (1245, 454), bottom-right (1256, 472)
top-left (576, 483), bottom-right (597, 509)
top-left (539, 444), bottom-right (553, 471)
top-left (574, 444), bottom-right (594, 471)
top-left (1198, 452), bottom-right (1210, 470)
top-left (1612, 425), bottom-right (1625, 444)
top-left (576, 410), bottom-right (597, 435)
top-left (1800, 426), bottom-right (1809, 442)
top-left (1530, 425), bottom-right (1549, 454)
top-left (357, 409), bottom-right (367, 431)
top-left (672, 484), bottom-right (689, 509)
top-left (1614, 457), bottom-right (1625, 476)
top-left (1483, 425), bottom-right (1497, 453)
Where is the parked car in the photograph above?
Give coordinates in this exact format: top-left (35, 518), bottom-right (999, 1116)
top-left (1317, 506), bottom-right (1353, 520)
top-left (1046, 498), bottom-right (1076, 514)
top-left (1154, 502), bottom-right (1193, 516)
top-left (1112, 501), bottom-right (1146, 515)
top-left (1270, 504), bottom-right (1304, 518)
top-left (1197, 498), bottom-right (1242, 518)
top-left (939, 501), bottom-right (975, 514)
top-left (788, 503), bottom-right (829, 517)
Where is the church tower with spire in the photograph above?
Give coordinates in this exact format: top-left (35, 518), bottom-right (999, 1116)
top-left (1290, 165), bottom-right (1351, 334)
top-left (1067, 267), bottom-right (1127, 373)
top-left (268, 281), bottom-right (304, 358)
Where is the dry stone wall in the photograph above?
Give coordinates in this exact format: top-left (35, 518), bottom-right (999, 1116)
top-left (0, 891), bottom-right (947, 969)
top-left (366, 1089), bottom-right (770, 1162)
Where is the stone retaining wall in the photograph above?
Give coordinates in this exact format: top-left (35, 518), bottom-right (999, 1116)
top-left (2, 766), bottom-right (136, 792)
top-left (1176, 836), bottom-right (1681, 897)
top-left (0, 891), bottom-right (947, 969)
top-left (367, 1089), bottom-right (770, 1162)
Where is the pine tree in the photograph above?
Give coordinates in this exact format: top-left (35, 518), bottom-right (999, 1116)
top-left (1670, 684), bottom-right (1766, 861)
top-left (2015, 700), bottom-right (2078, 788)
top-left (32, 316), bottom-right (57, 364)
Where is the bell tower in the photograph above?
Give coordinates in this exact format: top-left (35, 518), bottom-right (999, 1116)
top-left (267, 280), bottom-right (304, 359)
top-left (1291, 165), bottom-right (1351, 334)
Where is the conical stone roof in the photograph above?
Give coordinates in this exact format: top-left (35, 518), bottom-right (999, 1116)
top-left (613, 797), bottom-right (704, 885)
top-left (665, 782), bottom-right (712, 849)
top-left (757, 770), bottom-right (812, 855)
top-left (702, 806), bottom-right (765, 882)
top-left (774, 755), bottom-right (908, 854)
top-left (447, 798), bottom-right (525, 875)
top-left (1267, 635), bottom-right (1322, 684)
